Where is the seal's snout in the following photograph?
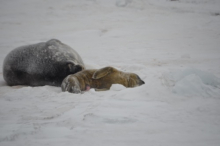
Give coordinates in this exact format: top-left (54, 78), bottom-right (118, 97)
top-left (139, 80), bottom-right (145, 85)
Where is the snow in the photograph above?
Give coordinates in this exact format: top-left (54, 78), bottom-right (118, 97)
top-left (0, 0), bottom-right (220, 146)
top-left (110, 84), bottom-right (126, 91)
top-left (162, 68), bottom-right (220, 98)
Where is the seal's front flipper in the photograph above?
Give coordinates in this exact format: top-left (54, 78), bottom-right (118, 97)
top-left (92, 67), bottom-right (114, 79)
top-left (61, 76), bottom-right (82, 94)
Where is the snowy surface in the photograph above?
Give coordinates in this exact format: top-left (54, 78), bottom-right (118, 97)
top-left (1, 0), bottom-right (220, 145)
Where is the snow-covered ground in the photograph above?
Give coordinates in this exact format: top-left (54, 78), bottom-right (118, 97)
top-left (1, 0), bottom-right (220, 145)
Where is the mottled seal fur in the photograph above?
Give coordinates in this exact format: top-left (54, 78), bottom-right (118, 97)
top-left (3, 39), bottom-right (85, 86)
top-left (61, 66), bottom-right (145, 93)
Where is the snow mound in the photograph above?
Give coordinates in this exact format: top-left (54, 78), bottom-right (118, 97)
top-left (110, 84), bottom-right (126, 91)
top-left (162, 68), bottom-right (220, 98)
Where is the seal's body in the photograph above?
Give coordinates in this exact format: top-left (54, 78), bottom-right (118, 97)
top-left (61, 66), bottom-right (145, 93)
top-left (3, 39), bottom-right (85, 86)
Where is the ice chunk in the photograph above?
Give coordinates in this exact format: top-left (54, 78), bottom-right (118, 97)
top-left (162, 68), bottom-right (220, 98)
top-left (172, 74), bottom-right (218, 97)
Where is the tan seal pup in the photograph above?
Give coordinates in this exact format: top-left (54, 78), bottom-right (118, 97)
top-left (61, 66), bottom-right (145, 93)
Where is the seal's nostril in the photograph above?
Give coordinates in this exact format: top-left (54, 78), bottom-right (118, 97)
top-left (142, 80), bottom-right (145, 84)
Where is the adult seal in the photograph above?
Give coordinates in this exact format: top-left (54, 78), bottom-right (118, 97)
top-left (3, 39), bottom-right (85, 86)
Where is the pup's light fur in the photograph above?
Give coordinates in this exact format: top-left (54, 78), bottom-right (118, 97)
top-left (61, 66), bottom-right (145, 93)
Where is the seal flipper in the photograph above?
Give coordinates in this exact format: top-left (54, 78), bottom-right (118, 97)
top-left (92, 67), bottom-right (114, 79)
top-left (95, 88), bottom-right (109, 91)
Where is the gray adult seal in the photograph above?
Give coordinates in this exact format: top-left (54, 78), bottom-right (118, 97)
top-left (3, 39), bottom-right (85, 86)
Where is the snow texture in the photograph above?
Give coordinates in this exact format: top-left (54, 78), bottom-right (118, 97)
top-left (0, 0), bottom-right (220, 146)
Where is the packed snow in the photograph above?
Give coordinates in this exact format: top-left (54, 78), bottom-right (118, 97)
top-left (0, 0), bottom-right (220, 146)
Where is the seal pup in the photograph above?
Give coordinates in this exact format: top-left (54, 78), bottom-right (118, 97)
top-left (3, 39), bottom-right (85, 86)
top-left (61, 66), bottom-right (145, 93)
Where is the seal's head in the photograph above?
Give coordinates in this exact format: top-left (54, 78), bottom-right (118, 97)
top-left (66, 61), bottom-right (84, 74)
top-left (127, 73), bottom-right (145, 87)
